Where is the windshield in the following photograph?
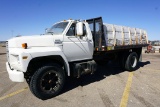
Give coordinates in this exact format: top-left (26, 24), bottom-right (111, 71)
top-left (46, 22), bottom-right (69, 35)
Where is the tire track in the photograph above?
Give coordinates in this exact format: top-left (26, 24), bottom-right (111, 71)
top-left (98, 88), bottom-right (114, 107)
top-left (132, 93), bottom-right (154, 107)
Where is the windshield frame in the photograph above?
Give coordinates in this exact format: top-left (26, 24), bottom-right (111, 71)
top-left (46, 22), bottom-right (69, 35)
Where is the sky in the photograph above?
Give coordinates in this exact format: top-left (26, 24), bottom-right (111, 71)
top-left (0, 0), bottom-right (159, 41)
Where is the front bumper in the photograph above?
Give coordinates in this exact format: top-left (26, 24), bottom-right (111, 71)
top-left (6, 62), bottom-right (24, 82)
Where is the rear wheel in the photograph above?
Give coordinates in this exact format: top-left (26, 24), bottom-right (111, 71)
top-left (125, 52), bottom-right (138, 71)
top-left (29, 64), bottom-right (65, 100)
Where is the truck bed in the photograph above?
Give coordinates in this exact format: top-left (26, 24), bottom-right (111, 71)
top-left (86, 17), bottom-right (148, 51)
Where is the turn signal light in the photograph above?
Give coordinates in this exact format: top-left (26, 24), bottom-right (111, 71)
top-left (22, 43), bottom-right (27, 49)
top-left (22, 56), bottom-right (28, 59)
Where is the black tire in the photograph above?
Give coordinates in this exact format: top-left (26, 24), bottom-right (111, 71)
top-left (29, 64), bottom-right (65, 100)
top-left (125, 52), bottom-right (138, 71)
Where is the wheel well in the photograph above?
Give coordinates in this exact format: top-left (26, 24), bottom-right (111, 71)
top-left (118, 48), bottom-right (142, 58)
top-left (132, 47), bottom-right (142, 61)
top-left (117, 48), bottom-right (142, 62)
top-left (25, 55), bottom-right (66, 79)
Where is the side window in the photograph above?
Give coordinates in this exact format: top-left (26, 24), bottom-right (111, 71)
top-left (66, 23), bottom-right (87, 36)
top-left (66, 23), bottom-right (75, 36)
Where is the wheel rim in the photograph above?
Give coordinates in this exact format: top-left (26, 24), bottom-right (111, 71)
top-left (131, 56), bottom-right (137, 68)
top-left (40, 70), bottom-right (61, 93)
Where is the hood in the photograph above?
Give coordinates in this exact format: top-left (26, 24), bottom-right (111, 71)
top-left (7, 35), bottom-right (61, 48)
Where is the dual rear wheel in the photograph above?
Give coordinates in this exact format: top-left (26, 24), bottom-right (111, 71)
top-left (122, 52), bottom-right (138, 71)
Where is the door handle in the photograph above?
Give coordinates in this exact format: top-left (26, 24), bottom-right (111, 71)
top-left (55, 39), bottom-right (62, 44)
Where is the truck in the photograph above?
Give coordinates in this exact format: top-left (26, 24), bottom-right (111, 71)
top-left (6, 17), bottom-right (148, 100)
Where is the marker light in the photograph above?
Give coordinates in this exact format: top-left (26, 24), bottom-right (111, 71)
top-left (22, 43), bottom-right (27, 49)
top-left (22, 56), bottom-right (28, 59)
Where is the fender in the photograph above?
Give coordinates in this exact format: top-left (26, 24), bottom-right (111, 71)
top-left (27, 47), bottom-right (70, 76)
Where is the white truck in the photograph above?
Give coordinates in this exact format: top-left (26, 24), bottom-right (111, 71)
top-left (6, 17), bottom-right (148, 100)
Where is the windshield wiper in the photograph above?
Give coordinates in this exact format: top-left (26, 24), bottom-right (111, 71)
top-left (47, 31), bottom-right (54, 35)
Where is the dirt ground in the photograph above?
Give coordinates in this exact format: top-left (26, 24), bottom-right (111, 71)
top-left (0, 47), bottom-right (160, 107)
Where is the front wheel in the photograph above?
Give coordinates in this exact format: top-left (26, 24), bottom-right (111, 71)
top-left (29, 64), bottom-right (65, 100)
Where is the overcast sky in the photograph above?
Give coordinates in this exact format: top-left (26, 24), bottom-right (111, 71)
top-left (0, 0), bottom-right (159, 41)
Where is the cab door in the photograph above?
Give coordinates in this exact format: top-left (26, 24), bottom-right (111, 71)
top-left (63, 22), bottom-right (93, 62)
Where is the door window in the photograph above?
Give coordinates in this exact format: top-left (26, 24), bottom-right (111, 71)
top-left (66, 23), bottom-right (87, 36)
top-left (66, 23), bottom-right (76, 36)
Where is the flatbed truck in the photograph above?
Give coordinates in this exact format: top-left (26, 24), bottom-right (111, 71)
top-left (6, 17), bottom-right (148, 99)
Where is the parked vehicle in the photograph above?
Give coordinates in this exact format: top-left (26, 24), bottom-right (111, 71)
top-left (6, 17), bottom-right (148, 99)
top-left (145, 44), bottom-right (155, 53)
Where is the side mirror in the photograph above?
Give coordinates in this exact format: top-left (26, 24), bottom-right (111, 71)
top-left (76, 22), bottom-right (83, 36)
